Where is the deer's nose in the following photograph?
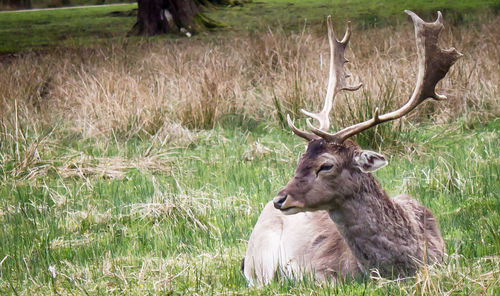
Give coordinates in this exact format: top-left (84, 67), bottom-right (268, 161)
top-left (273, 193), bottom-right (287, 209)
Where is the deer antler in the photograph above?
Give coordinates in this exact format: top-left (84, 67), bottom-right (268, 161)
top-left (287, 15), bottom-right (362, 141)
top-left (309, 10), bottom-right (463, 143)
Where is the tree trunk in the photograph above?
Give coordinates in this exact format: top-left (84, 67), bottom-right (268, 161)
top-left (130, 0), bottom-right (220, 36)
top-left (129, 0), bottom-right (250, 36)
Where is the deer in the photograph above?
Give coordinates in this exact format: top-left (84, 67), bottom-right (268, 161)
top-left (243, 11), bottom-right (462, 286)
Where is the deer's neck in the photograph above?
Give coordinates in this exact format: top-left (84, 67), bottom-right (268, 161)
top-left (328, 172), bottom-right (423, 276)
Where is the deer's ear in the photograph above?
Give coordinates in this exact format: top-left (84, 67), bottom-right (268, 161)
top-left (353, 150), bottom-right (388, 173)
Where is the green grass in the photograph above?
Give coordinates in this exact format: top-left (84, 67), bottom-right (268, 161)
top-left (1, 0), bottom-right (499, 53)
top-left (0, 0), bottom-right (499, 294)
top-left (0, 118), bottom-right (498, 294)
top-left (0, 3), bottom-right (137, 53)
top-left (211, 0), bottom-right (500, 31)
top-left (0, 0), bottom-right (132, 10)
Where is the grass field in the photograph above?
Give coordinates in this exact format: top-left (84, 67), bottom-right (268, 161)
top-left (0, 3), bottom-right (137, 53)
top-left (1, 0), bottom-right (500, 53)
top-left (0, 0), bottom-right (132, 11)
top-left (0, 0), bottom-right (499, 295)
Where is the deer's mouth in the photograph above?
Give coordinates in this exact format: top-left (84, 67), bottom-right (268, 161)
top-left (281, 207), bottom-right (301, 215)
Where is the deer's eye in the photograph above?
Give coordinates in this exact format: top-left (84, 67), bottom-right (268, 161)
top-left (317, 164), bottom-right (334, 174)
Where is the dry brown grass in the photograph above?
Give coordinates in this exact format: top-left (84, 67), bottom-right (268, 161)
top-left (1, 15), bottom-right (498, 143)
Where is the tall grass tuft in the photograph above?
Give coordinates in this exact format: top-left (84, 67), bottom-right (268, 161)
top-left (0, 14), bottom-right (498, 161)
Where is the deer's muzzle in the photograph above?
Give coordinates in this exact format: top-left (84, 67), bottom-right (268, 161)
top-left (273, 193), bottom-right (288, 210)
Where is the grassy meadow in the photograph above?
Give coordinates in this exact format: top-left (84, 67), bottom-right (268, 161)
top-left (0, 0), bottom-right (499, 295)
top-left (1, 0), bottom-right (499, 53)
top-left (0, 3), bottom-right (137, 53)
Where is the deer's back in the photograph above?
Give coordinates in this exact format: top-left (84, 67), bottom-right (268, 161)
top-left (392, 194), bottom-right (445, 262)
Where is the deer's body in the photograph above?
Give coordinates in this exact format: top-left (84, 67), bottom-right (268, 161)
top-left (244, 202), bottom-right (359, 285)
top-left (243, 11), bottom-right (460, 286)
top-left (244, 140), bottom-right (444, 285)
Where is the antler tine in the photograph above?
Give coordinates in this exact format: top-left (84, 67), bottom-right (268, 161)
top-left (287, 16), bottom-right (361, 141)
top-left (299, 16), bottom-right (338, 132)
top-left (315, 10), bottom-right (463, 143)
top-left (286, 114), bottom-right (319, 141)
top-left (300, 16), bottom-right (362, 136)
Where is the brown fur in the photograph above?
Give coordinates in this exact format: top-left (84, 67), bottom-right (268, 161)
top-left (244, 140), bottom-right (444, 285)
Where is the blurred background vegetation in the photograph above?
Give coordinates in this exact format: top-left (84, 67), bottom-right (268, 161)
top-left (0, 0), bottom-right (498, 294)
top-left (0, 0), bottom-right (131, 10)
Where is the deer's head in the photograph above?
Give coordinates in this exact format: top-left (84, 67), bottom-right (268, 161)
top-left (273, 139), bottom-right (387, 213)
top-left (273, 12), bottom-right (461, 214)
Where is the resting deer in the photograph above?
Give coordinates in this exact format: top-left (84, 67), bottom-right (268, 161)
top-left (243, 11), bottom-right (462, 286)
